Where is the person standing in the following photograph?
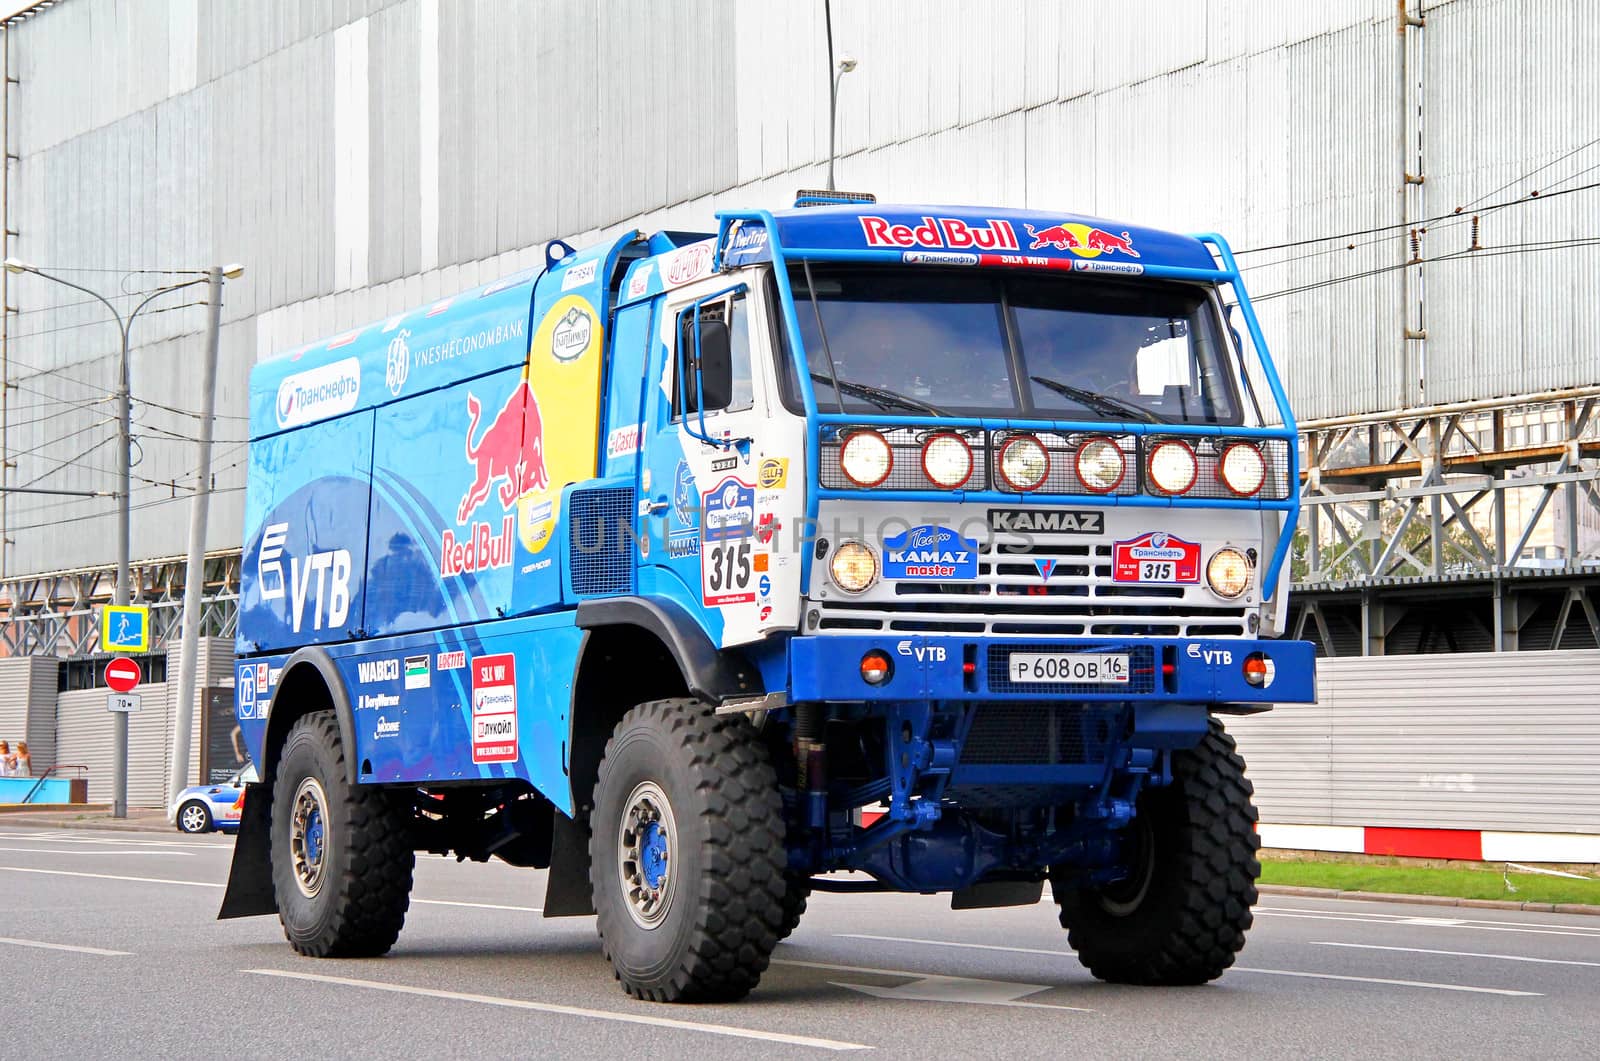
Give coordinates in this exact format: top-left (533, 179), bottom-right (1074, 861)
top-left (14, 741), bottom-right (31, 777)
top-left (0, 740), bottom-right (15, 777)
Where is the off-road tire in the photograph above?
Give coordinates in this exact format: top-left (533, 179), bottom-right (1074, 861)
top-left (775, 871), bottom-right (810, 942)
top-left (1053, 718), bottom-right (1259, 985)
top-left (270, 710), bottom-right (415, 958)
top-left (589, 699), bottom-right (786, 1002)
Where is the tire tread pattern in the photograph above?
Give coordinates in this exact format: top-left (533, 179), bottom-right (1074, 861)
top-left (1057, 718), bottom-right (1259, 985)
top-left (591, 699), bottom-right (787, 1002)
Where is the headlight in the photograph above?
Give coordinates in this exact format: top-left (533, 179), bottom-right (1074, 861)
top-left (1147, 440), bottom-right (1197, 494)
top-left (839, 430), bottom-right (893, 487)
top-left (1218, 442), bottom-right (1266, 497)
top-left (921, 432), bottom-right (973, 489)
top-left (999, 435), bottom-right (1049, 491)
top-left (1206, 547), bottom-right (1251, 598)
top-left (829, 540), bottom-right (879, 593)
top-left (1075, 437), bottom-right (1125, 493)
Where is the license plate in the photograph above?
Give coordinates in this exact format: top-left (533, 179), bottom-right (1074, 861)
top-left (1007, 652), bottom-right (1129, 684)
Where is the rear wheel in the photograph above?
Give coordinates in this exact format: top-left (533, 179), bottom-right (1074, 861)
top-left (270, 710), bottom-right (415, 957)
top-left (1052, 718), bottom-right (1259, 985)
top-left (176, 801), bottom-right (211, 834)
top-left (775, 871), bottom-right (810, 942)
top-left (589, 699), bottom-right (786, 1002)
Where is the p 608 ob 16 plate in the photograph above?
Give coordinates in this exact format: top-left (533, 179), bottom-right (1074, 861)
top-left (1006, 652), bottom-right (1129, 684)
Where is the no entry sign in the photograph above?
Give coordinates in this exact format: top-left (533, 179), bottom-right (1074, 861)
top-left (105, 656), bottom-right (142, 693)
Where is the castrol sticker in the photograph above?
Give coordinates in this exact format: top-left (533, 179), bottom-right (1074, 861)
top-left (1112, 532), bottom-right (1200, 584)
top-left (471, 653), bottom-right (518, 763)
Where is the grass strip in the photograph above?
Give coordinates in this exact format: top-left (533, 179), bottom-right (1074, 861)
top-left (1261, 858), bottom-right (1600, 907)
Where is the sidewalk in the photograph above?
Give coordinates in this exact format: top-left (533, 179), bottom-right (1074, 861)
top-left (0, 805), bottom-right (177, 833)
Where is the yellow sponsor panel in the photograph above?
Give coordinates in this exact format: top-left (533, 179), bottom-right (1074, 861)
top-left (518, 294), bottom-right (604, 553)
top-left (100, 604), bottom-right (150, 654)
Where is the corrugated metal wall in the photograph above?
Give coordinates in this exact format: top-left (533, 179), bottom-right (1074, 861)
top-left (0, 654), bottom-right (57, 775)
top-left (55, 682), bottom-right (170, 805)
top-left (2, 0), bottom-right (1595, 576)
top-left (1230, 650), bottom-right (1600, 834)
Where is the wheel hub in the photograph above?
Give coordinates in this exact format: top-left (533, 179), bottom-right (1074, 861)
top-left (180, 805), bottom-right (206, 832)
top-left (289, 777), bottom-right (330, 899)
top-left (616, 780), bottom-right (677, 930)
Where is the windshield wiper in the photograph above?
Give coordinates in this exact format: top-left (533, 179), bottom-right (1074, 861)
top-left (811, 373), bottom-right (950, 417)
top-left (1029, 375), bottom-right (1161, 424)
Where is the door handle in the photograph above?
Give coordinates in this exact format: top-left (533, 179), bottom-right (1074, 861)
top-left (641, 498), bottom-right (669, 516)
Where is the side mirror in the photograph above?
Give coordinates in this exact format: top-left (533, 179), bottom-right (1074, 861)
top-left (695, 319), bottom-right (733, 411)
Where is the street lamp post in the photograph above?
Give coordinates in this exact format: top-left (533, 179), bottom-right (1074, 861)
top-left (3, 258), bottom-right (240, 817)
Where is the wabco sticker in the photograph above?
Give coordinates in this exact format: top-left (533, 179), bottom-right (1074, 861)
top-left (882, 525), bottom-right (978, 580)
top-left (471, 654), bottom-right (518, 764)
top-left (1112, 532), bottom-right (1200, 584)
top-left (701, 478), bottom-right (756, 606)
top-left (404, 655), bottom-right (430, 690)
top-left (357, 658), bottom-right (399, 684)
top-left (758, 458), bottom-right (788, 489)
top-left (560, 259), bottom-right (598, 291)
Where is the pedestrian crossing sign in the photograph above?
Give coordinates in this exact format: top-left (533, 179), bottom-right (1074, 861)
top-left (100, 604), bottom-right (150, 654)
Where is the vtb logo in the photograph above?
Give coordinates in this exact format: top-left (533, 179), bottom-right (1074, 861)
top-left (458, 381), bottom-right (549, 523)
top-left (257, 522), bottom-right (352, 634)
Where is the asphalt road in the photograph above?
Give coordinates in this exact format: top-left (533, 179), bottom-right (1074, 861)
top-left (2, 825), bottom-right (1597, 1059)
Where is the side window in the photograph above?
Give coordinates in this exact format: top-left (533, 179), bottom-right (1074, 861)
top-left (673, 295), bottom-right (753, 419)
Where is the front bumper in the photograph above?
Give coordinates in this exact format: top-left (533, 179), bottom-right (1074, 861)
top-left (788, 635), bottom-right (1316, 706)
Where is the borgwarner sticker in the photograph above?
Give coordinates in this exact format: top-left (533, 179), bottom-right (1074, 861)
top-left (1112, 532), bottom-right (1201, 584)
top-left (275, 357), bottom-right (361, 428)
top-left (882, 525), bottom-right (978, 580)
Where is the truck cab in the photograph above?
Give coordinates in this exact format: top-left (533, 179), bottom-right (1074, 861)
top-left (223, 196), bottom-right (1315, 1003)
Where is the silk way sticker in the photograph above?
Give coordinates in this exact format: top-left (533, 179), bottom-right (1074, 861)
top-left (471, 653), bottom-right (518, 764)
top-left (882, 525), bottom-right (978, 581)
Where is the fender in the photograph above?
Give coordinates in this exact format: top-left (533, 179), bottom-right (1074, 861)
top-left (259, 645), bottom-right (361, 785)
top-left (575, 596), bottom-right (761, 703)
top-left (219, 645), bottom-right (357, 921)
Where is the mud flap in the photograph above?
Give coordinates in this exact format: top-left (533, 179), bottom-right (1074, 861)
top-left (951, 879), bottom-right (1044, 910)
top-left (541, 810), bottom-right (595, 917)
top-left (217, 782), bottom-right (278, 919)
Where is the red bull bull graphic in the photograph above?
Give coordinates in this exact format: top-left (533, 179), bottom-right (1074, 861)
top-left (444, 379), bottom-right (547, 577)
top-left (1025, 221), bottom-right (1141, 259)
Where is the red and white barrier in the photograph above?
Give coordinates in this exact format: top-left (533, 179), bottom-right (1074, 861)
top-left (1258, 823), bottom-right (1600, 864)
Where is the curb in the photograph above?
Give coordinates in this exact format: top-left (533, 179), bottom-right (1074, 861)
top-left (1259, 883), bottom-right (1600, 917)
top-left (0, 811), bottom-right (176, 834)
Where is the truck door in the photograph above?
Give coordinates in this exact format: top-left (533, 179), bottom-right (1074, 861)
top-left (634, 278), bottom-right (803, 648)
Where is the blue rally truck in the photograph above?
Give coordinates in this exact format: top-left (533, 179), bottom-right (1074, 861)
top-left (221, 195), bottom-right (1315, 1002)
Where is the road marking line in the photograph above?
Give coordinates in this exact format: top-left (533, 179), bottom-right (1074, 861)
top-left (1230, 967), bottom-right (1540, 996)
top-left (1261, 905), bottom-right (1600, 934)
top-left (0, 846), bottom-right (195, 857)
top-left (0, 936), bottom-right (131, 956)
top-left (836, 934), bottom-right (1539, 997)
top-left (771, 958), bottom-right (1091, 1013)
top-left (1311, 941), bottom-right (1600, 968)
top-left (0, 866), bottom-right (222, 888)
top-left (0, 831), bottom-right (223, 850)
top-left (413, 899), bottom-right (541, 913)
top-left (243, 969), bottom-right (870, 1051)
top-left (1255, 909), bottom-right (1600, 939)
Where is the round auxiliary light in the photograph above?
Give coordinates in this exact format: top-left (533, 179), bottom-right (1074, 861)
top-left (921, 432), bottom-right (973, 489)
top-left (999, 435), bottom-right (1050, 491)
top-left (1075, 437), bottom-right (1126, 494)
top-left (839, 430), bottom-right (893, 488)
top-left (1206, 547), bottom-right (1252, 599)
top-left (829, 540), bottom-right (879, 593)
top-left (1218, 442), bottom-right (1267, 497)
top-left (1147, 439), bottom-right (1198, 495)
top-left (859, 650), bottom-right (894, 686)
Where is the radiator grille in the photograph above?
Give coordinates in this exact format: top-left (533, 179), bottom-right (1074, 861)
top-left (568, 487), bottom-right (635, 596)
top-left (960, 703), bottom-right (1125, 765)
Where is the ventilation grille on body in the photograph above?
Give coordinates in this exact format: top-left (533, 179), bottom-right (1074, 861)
top-left (568, 487), bottom-right (635, 596)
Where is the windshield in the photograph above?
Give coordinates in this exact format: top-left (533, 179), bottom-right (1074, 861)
top-left (783, 266), bottom-right (1244, 424)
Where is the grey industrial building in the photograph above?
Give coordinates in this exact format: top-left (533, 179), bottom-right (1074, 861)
top-left (0, 1), bottom-right (1594, 842)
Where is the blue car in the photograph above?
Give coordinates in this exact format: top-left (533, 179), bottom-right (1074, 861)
top-left (170, 763), bottom-right (256, 834)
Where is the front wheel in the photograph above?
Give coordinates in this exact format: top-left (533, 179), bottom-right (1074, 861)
top-left (176, 801), bottom-right (212, 834)
top-left (589, 700), bottom-right (786, 1002)
top-left (1052, 718), bottom-right (1260, 985)
top-left (270, 710), bottom-right (416, 958)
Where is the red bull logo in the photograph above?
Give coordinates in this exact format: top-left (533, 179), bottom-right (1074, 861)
top-left (859, 215), bottom-right (1020, 251)
top-left (457, 381), bottom-right (549, 524)
top-left (444, 381), bottom-right (548, 577)
top-left (1024, 222), bottom-right (1140, 259)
